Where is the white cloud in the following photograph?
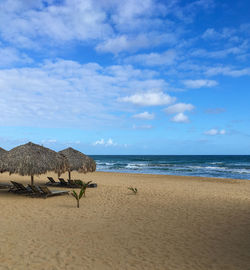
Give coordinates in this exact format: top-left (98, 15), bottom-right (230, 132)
top-left (121, 91), bottom-right (176, 106)
top-left (41, 139), bottom-right (57, 144)
top-left (96, 32), bottom-right (177, 54)
top-left (171, 113), bottom-right (189, 123)
top-left (164, 103), bottom-right (194, 114)
top-left (106, 138), bottom-right (117, 146)
top-left (202, 28), bottom-right (219, 39)
top-left (202, 27), bottom-right (238, 42)
top-left (48, 139), bottom-right (57, 143)
top-left (93, 138), bottom-right (117, 146)
top-left (0, 0), bottom-right (181, 54)
top-left (183, 79), bottom-right (218, 88)
top-left (93, 138), bottom-right (105, 145)
top-left (206, 66), bottom-right (250, 77)
top-left (125, 49), bottom-right (177, 66)
top-left (132, 124), bottom-right (153, 129)
top-left (0, 46), bottom-right (32, 67)
top-left (132, 111), bottom-right (154, 120)
top-left (108, 0), bottom-right (167, 32)
top-left (0, 0), bottom-right (113, 48)
top-left (191, 43), bottom-right (248, 59)
top-left (0, 60), bottom-right (172, 127)
top-left (204, 129), bottom-right (226, 135)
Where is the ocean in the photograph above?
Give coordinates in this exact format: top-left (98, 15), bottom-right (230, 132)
top-left (91, 155), bottom-right (250, 180)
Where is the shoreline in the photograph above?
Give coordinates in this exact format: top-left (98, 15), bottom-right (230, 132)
top-left (95, 170), bottom-right (250, 184)
top-left (1, 170), bottom-right (249, 184)
top-left (94, 155), bottom-right (250, 180)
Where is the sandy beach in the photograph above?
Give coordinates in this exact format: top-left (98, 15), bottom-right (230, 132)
top-left (0, 171), bottom-right (250, 270)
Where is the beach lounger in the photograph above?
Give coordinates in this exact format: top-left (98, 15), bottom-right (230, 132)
top-left (28, 185), bottom-right (44, 197)
top-left (46, 177), bottom-right (60, 186)
top-left (72, 180), bottom-right (97, 188)
top-left (10, 181), bottom-right (33, 195)
top-left (58, 178), bottom-right (68, 186)
top-left (88, 183), bottom-right (98, 188)
top-left (28, 185), bottom-right (69, 198)
top-left (67, 179), bottom-right (93, 188)
top-left (39, 186), bottom-right (69, 198)
top-left (68, 179), bottom-right (77, 186)
top-left (0, 183), bottom-right (12, 189)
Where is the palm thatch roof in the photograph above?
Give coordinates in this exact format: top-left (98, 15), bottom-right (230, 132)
top-left (0, 142), bottom-right (68, 184)
top-left (0, 147), bottom-right (7, 156)
top-left (59, 147), bottom-right (96, 179)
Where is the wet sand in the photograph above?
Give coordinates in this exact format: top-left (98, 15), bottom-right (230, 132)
top-left (0, 171), bottom-right (249, 270)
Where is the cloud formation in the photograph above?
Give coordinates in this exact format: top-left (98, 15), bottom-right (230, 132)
top-left (121, 91), bottom-right (176, 106)
top-left (171, 113), bottom-right (189, 123)
top-left (132, 124), bottom-right (153, 129)
top-left (125, 49), bottom-right (177, 66)
top-left (204, 129), bottom-right (226, 135)
top-left (164, 103), bottom-right (194, 114)
top-left (0, 60), bottom-right (171, 127)
top-left (183, 79), bottom-right (218, 88)
top-left (93, 138), bottom-right (118, 146)
top-left (165, 103), bottom-right (194, 123)
top-left (132, 112), bottom-right (155, 120)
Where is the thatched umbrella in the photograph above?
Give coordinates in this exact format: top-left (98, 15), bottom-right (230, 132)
top-left (58, 147), bottom-right (96, 180)
top-left (0, 147), bottom-right (7, 156)
top-left (0, 147), bottom-right (7, 174)
top-left (0, 142), bottom-right (68, 185)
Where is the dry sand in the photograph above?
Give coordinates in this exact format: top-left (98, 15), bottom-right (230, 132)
top-left (0, 171), bottom-right (250, 270)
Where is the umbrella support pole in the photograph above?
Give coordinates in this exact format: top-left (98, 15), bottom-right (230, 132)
top-left (31, 175), bottom-right (34, 185)
top-left (68, 171), bottom-right (71, 181)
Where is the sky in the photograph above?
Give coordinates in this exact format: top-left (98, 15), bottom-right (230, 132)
top-left (0, 0), bottom-right (250, 154)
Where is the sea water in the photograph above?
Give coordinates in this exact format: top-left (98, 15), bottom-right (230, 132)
top-left (91, 155), bottom-right (250, 180)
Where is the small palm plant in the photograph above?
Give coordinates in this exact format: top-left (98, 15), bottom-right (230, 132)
top-left (71, 188), bottom-right (85, 208)
top-left (76, 180), bottom-right (92, 197)
top-left (128, 186), bottom-right (138, 195)
top-left (71, 180), bottom-right (92, 208)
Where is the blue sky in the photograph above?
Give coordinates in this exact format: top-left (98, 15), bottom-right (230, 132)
top-left (0, 0), bottom-right (250, 154)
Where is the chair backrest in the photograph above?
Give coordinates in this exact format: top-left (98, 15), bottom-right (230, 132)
top-left (11, 181), bottom-right (20, 189)
top-left (58, 178), bottom-right (67, 185)
top-left (39, 186), bottom-right (52, 194)
top-left (28, 184), bottom-right (42, 194)
top-left (47, 177), bottom-right (56, 183)
top-left (11, 181), bottom-right (26, 190)
top-left (18, 183), bottom-right (28, 191)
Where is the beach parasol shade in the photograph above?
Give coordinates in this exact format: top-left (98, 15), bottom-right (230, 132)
top-left (58, 147), bottom-right (96, 180)
top-left (0, 147), bottom-right (7, 156)
top-left (0, 147), bottom-right (7, 173)
top-left (0, 142), bottom-right (68, 185)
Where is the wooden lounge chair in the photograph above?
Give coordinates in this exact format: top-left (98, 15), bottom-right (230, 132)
top-left (46, 177), bottom-right (60, 186)
top-left (28, 185), bottom-right (69, 198)
top-left (58, 178), bottom-right (68, 186)
top-left (28, 185), bottom-right (44, 197)
top-left (71, 180), bottom-right (97, 188)
top-left (10, 181), bottom-right (33, 195)
top-left (0, 183), bottom-right (12, 189)
top-left (39, 186), bottom-right (69, 198)
top-left (88, 183), bottom-right (98, 188)
top-left (75, 180), bottom-right (97, 188)
top-left (65, 179), bottom-right (88, 188)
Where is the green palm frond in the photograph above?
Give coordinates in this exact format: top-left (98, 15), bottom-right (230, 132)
top-left (71, 190), bottom-right (78, 199)
top-left (79, 187), bottom-right (85, 199)
top-left (128, 187), bottom-right (138, 194)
